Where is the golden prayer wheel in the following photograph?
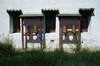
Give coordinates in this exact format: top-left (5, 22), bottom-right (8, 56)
top-left (34, 25), bottom-right (38, 33)
top-left (72, 25), bottom-right (76, 33)
top-left (25, 25), bottom-right (30, 33)
top-left (63, 25), bottom-right (67, 33)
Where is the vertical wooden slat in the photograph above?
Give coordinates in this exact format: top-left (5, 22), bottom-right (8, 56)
top-left (22, 18), bottom-right (24, 49)
top-left (25, 34), bottom-right (27, 49)
top-left (40, 18), bottom-right (42, 49)
top-left (78, 18), bottom-right (80, 49)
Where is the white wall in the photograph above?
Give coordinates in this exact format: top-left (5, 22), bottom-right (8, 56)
top-left (0, 0), bottom-right (100, 48)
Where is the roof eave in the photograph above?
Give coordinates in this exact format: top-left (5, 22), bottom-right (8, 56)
top-left (19, 14), bottom-right (43, 18)
top-left (57, 14), bottom-right (82, 18)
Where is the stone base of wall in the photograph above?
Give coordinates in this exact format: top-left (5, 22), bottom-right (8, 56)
top-left (15, 48), bottom-right (100, 53)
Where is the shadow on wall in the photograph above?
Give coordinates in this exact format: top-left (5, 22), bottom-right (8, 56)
top-left (79, 8), bottom-right (95, 32)
top-left (61, 34), bottom-right (78, 48)
top-left (80, 11), bottom-right (95, 45)
top-left (80, 11), bottom-right (95, 33)
top-left (61, 35), bottom-right (78, 43)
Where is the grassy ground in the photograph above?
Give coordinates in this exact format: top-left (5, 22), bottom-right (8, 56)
top-left (0, 43), bottom-right (100, 66)
top-left (0, 34), bottom-right (100, 66)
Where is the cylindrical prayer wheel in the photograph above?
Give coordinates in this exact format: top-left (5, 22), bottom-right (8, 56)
top-left (63, 25), bottom-right (67, 33)
top-left (72, 25), bottom-right (76, 33)
top-left (34, 25), bottom-right (38, 33)
top-left (25, 25), bottom-right (30, 33)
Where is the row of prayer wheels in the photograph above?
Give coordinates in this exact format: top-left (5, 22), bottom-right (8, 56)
top-left (25, 25), bottom-right (76, 33)
top-left (63, 25), bottom-right (76, 33)
top-left (25, 25), bottom-right (38, 33)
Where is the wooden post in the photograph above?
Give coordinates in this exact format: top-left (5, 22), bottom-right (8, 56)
top-left (22, 18), bottom-right (24, 49)
top-left (59, 18), bottom-right (61, 49)
top-left (25, 34), bottom-right (27, 49)
top-left (78, 18), bottom-right (80, 49)
top-left (40, 18), bottom-right (42, 49)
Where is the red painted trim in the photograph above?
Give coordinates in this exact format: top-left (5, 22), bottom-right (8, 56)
top-left (21, 17), bottom-right (43, 49)
top-left (59, 17), bottom-right (81, 49)
top-left (22, 18), bottom-right (24, 49)
top-left (59, 18), bottom-right (61, 49)
top-left (40, 18), bottom-right (42, 36)
top-left (23, 34), bottom-right (41, 36)
top-left (61, 23), bottom-right (78, 25)
top-left (23, 24), bottom-right (40, 25)
top-left (40, 18), bottom-right (42, 49)
top-left (61, 34), bottom-right (78, 36)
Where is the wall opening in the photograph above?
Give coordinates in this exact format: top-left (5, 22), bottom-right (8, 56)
top-left (7, 9), bottom-right (22, 33)
top-left (79, 8), bottom-right (94, 33)
top-left (45, 16), bottom-right (56, 33)
top-left (10, 16), bottom-right (20, 33)
top-left (41, 8), bottom-right (59, 33)
top-left (81, 16), bottom-right (89, 32)
top-left (13, 17), bottom-right (20, 33)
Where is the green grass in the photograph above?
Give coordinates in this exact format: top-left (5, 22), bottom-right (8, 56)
top-left (0, 45), bottom-right (100, 66)
top-left (0, 34), bottom-right (100, 66)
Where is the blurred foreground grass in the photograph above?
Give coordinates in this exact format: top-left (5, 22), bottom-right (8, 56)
top-left (0, 43), bottom-right (100, 66)
top-left (0, 34), bottom-right (100, 66)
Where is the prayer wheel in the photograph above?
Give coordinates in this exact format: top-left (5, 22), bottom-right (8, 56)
top-left (63, 25), bottom-right (67, 33)
top-left (34, 25), bottom-right (38, 33)
top-left (72, 25), bottom-right (76, 33)
top-left (25, 25), bottom-right (30, 33)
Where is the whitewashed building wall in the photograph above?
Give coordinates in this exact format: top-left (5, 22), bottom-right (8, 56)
top-left (0, 0), bottom-right (100, 49)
